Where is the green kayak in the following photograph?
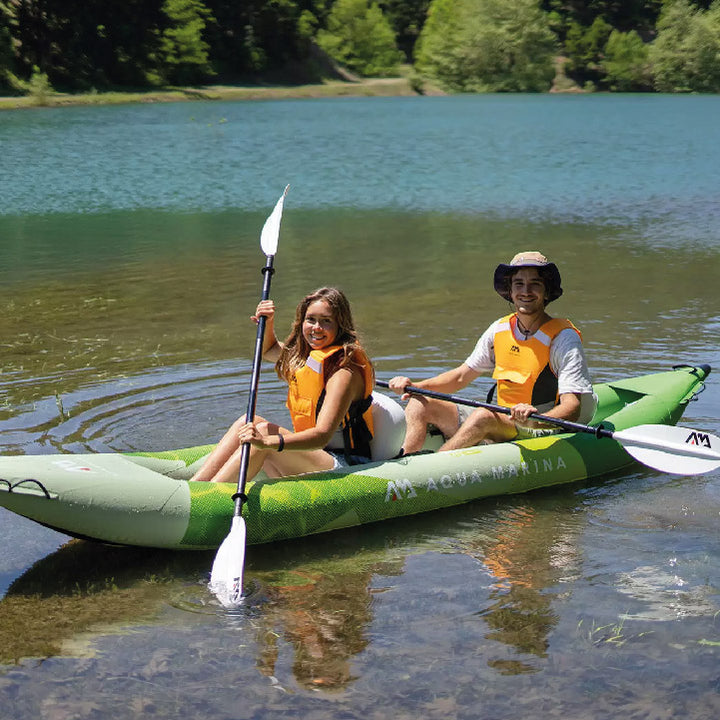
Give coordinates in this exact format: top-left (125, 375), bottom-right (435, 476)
top-left (0, 364), bottom-right (711, 550)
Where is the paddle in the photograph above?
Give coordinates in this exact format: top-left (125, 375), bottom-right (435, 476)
top-left (376, 380), bottom-right (720, 476)
top-left (209, 185), bottom-right (289, 607)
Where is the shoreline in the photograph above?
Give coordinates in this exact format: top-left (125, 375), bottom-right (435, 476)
top-left (0, 77), bottom-right (424, 111)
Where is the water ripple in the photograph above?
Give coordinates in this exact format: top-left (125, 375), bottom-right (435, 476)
top-left (4, 361), bottom-right (290, 455)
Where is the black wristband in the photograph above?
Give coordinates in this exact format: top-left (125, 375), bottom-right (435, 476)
top-left (276, 434), bottom-right (285, 452)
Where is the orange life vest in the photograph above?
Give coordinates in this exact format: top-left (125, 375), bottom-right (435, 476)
top-left (286, 345), bottom-right (374, 457)
top-left (492, 314), bottom-right (581, 408)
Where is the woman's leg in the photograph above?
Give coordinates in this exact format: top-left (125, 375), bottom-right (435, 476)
top-left (262, 444), bottom-right (337, 478)
top-left (208, 443), bottom-right (336, 483)
top-left (190, 414), bottom-right (262, 482)
top-left (194, 416), bottom-right (338, 483)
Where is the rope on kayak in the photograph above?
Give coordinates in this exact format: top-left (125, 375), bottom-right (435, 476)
top-left (672, 363), bottom-right (710, 401)
top-left (0, 478), bottom-right (52, 499)
top-left (689, 380), bottom-right (707, 402)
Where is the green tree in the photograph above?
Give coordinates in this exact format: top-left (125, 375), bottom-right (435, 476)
top-left (564, 16), bottom-right (612, 87)
top-left (0, 2), bottom-right (14, 92)
top-left (649, 0), bottom-right (720, 91)
top-left (158, 0), bottom-right (215, 84)
top-left (203, 0), bottom-right (324, 81)
top-left (24, 64), bottom-right (53, 103)
top-left (9, 0), bottom-right (166, 90)
top-left (316, 0), bottom-right (403, 76)
top-left (415, 0), bottom-right (556, 92)
top-left (413, 0), bottom-right (466, 88)
top-left (602, 29), bottom-right (651, 90)
top-left (541, 1), bottom-right (664, 39)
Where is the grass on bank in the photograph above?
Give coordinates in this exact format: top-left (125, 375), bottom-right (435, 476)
top-left (0, 76), bottom-right (421, 111)
top-left (0, 58), bottom-right (584, 111)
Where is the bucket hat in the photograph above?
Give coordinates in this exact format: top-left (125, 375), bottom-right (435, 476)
top-left (493, 251), bottom-right (563, 303)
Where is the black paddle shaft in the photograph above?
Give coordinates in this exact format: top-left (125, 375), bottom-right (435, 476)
top-left (375, 380), bottom-right (613, 439)
top-left (233, 255), bottom-right (276, 516)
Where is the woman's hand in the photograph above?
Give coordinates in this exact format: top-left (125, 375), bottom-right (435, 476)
top-left (253, 299), bottom-right (283, 360)
top-left (237, 421), bottom-right (268, 448)
top-left (252, 299), bottom-right (275, 325)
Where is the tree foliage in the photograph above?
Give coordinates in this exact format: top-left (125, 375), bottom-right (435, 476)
top-left (415, 0), bottom-right (556, 92)
top-left (158, 0), bottom-right (215, 84)
top-left (0, 2), bottom-right (14, 92)
top-left (564, 16), bottom-right (612, 87)
top-left (315, 0), bottom-right (403, 76)
top-left (602, 29), bottom-right (651, 90)
top-left (1, 0), bottom-right (720, 94)
top-left (649, 0), bottom-right (720, 92)
top-left (542, 0), bottom-right (664, 39)
top-left (203, 0), bottom-right (331, 81)
top-left (8, 0), bottom-right (166, 89)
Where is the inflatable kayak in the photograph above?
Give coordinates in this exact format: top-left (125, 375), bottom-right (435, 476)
top-left (0, 365), bottom-right (711, 550)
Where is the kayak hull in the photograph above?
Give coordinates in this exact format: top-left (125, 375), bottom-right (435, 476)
top-left (0, 365), bottom-right (710, 549)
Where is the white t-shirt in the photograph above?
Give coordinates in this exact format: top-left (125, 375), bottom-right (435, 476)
top-left (464, 318), bottom-right (596, 423)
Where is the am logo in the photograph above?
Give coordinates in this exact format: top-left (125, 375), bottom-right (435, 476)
top-left (685, 431), bottom-right (712, 448)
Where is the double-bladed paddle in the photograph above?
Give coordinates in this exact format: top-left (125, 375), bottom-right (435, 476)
top-left (209, 185), bottom-right (289, 607)
top-left (376, 380), bottom-right (720, 475)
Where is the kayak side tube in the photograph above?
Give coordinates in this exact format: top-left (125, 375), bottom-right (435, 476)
top-left (179, 365), bottom-right (710, 548)
top-left (0, 364), bottom-right (709, 550)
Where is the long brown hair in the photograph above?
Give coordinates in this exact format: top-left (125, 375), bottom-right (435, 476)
top-left (275, 287), bottom-right (373, 383)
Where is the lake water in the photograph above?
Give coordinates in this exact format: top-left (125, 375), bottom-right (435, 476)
top-left (1, 94), bottom-right (720, 719)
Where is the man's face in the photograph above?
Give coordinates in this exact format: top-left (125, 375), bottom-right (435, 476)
top-left (510, 268), bottom-right (548, 313)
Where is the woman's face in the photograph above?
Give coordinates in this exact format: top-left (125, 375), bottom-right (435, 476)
top-left (302, 299), bottom-right (339, 350)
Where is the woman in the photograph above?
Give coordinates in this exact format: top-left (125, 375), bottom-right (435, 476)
top-left (192, 287), bottom-right (375, 483)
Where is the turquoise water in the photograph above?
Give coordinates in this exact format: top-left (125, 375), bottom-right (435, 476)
top-left (4, 95), bottom-right (720, 228)
top-left (1, 94), bottom-right (720, 719)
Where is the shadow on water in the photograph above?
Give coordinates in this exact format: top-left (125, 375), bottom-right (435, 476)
top-left (0, 480), bottom-right (616, 684)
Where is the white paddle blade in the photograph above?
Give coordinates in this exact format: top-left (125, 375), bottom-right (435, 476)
top-left (209, 515), bottom-right (246, 607)
top-left (614, 424), bottom-right (720, 476)
top-left (260, 184), bottom-right (289, 256)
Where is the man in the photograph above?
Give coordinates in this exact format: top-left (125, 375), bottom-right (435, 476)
top-left (388, 251), bottom-right (595, 454)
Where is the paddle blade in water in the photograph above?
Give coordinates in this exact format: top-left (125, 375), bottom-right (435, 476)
top-left (209, 515), bottom-right (246, 607)
top-left (260, 185), bottom-right (289, 256)
top-left (614, 424), bottom-right (720, 475)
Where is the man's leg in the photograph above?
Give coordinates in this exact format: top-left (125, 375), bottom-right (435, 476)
top-left (402, 396), bottom-right (461, 454)
top-left (439, 407), bottom-right (517, 451)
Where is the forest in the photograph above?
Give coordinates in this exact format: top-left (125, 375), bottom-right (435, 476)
top-left (2, 0), bottom-right (720, 97)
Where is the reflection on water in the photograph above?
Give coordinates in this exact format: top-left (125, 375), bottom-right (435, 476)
top-left (253, 569), bottom-right (375, 690)
top-left (0, 543), bottom-right (189, 663)
top-left (2, 431), bottom-right (720, 715)
top-left (616, 564), bottom-right (717, 622)
top-left (0, 496), bottom-right (585, 684)
top-left (475, 506), bottom-right (572, 672)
